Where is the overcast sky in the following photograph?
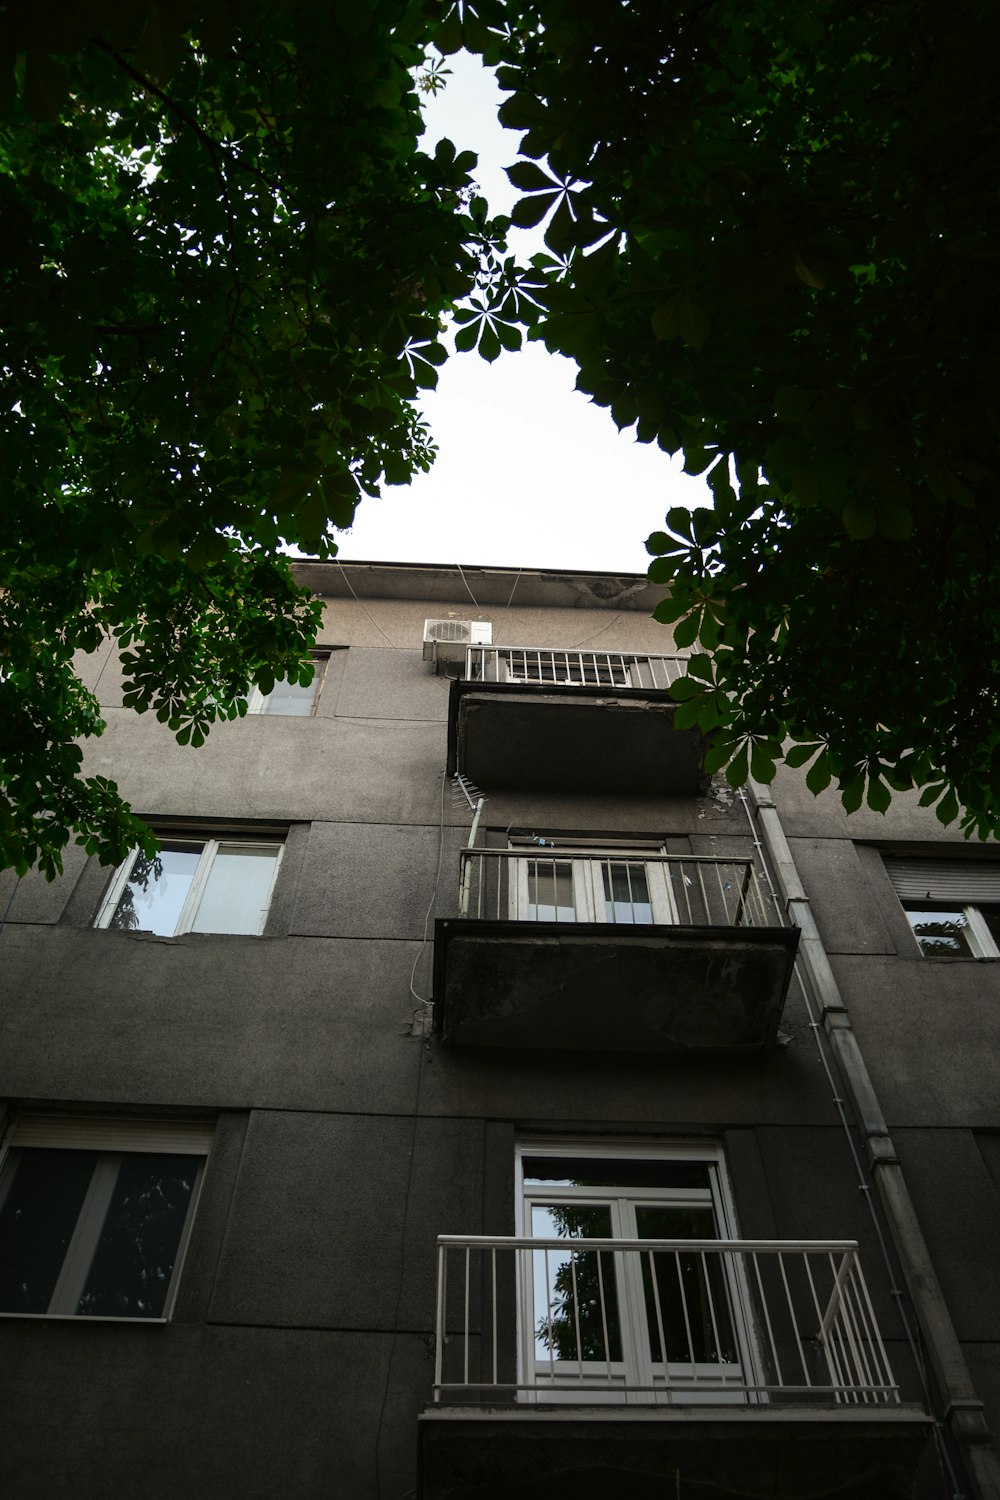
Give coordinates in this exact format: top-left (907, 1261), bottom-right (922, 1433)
top-left (334, 53), bottom-right (710, 576)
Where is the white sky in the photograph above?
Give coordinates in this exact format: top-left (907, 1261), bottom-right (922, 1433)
top-left (334, 53), bottom-right (710, 574)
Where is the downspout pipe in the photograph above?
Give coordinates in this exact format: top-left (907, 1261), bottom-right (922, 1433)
top-left (749, 779), bottom-right (1000, 1500)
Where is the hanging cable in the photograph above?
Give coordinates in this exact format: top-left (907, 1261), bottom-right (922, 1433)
top-left (492, 567), bottom-right (522, 645)
top-left (335, 559), bottom-right (409, 656)
top-left (454, 560), bottom-right (481, 612)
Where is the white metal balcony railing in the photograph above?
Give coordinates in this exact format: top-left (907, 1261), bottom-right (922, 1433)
top-left (458, 849), bottom-right (780, 930)
top-left (433, 1237), bottom-right (900, 1407)
top-left (464, 646), bottom-right (688, 690)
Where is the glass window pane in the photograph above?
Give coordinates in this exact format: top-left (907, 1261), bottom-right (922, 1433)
top-left (602, 862), bottom-right (653, 924)
top-left (262, 676), bottom-right (316, 716)
top-left (530, 1203), bottom-right (621, 1363)
top-left (524, 1158), bottom-right (712, 1190)
top-left (905, 907), bottom-right (975, 956)
top-left (635, 1205), bottom-right (737, 1365)
top-left (76, 1154), bottom-right (199, 1318)
top-left (109, 843), bottom-right (202, 936)
top-left (527, 861), bottom-right (576, 922)
top-left (0, 1149), bottom-right (98, 1313)
top-left (191, 845), bottom-right (278, 935)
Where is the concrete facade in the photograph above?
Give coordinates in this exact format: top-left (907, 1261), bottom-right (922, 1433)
top-left (0, 560), bottom-right (997, 1498)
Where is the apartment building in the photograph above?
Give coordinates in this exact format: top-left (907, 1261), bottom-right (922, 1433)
top-left (0, 558), bottom-right (998, 1500)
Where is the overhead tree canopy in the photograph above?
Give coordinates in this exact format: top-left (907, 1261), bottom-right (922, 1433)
top-left (3, 0), bottom-right (1000, 877)
top-left (462, 0), bottom-right (1000, 837)
top-left (0, 0), bottom-right (518, 874)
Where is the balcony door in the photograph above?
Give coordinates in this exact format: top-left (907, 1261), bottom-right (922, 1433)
top-left (517, 1145), bottom-right (755, 1405)
top-left (508, 840), bottom-right (676, 926)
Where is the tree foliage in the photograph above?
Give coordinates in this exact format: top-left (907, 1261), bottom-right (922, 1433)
top-left (470, 0), bottom-right (1000, 836)
top-left (0, 0), bottom-right (513, 875)
top-left (4, 0), bottom-right (1000, 877)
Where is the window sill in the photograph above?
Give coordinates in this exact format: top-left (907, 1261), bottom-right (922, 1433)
top-left (0, 1312), bottom-right (169, 1324)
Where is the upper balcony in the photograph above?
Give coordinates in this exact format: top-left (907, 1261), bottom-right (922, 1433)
top-left (418, 1235), bottom-right (931, 1500)
top-left (446, 647), bottom-right (702, 795)
top-left (433, 848), bottom-right (799, 1054)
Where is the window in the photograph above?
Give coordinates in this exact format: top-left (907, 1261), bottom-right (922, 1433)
top-left (884, 857), bottom-right (1000, 956)
top-left (516, 1142), bottom-right (754, 1404)
top-left (245, 653), bottom-right (328, 716)
top-left (97, 835), bottom-right (282, 936)
top-left (0, 1117), bottom-right (210, 1320)
top-left (508, 838), bottom-right (675, 925)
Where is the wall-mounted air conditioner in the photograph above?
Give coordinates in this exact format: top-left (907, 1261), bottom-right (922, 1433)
top-left (422, 618), bottom-right (493, 664)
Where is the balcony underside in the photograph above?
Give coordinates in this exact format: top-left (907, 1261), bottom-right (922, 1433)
top-left (448, 684), bottom-right (704, 794)
top-left (418, 1406), bottom-right (932, 1500)
top-left (433, 921), bottom-right (800, 1054)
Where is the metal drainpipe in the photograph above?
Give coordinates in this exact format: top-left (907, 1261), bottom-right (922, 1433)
top-left (748, 778), bottom-right (1000, 1500)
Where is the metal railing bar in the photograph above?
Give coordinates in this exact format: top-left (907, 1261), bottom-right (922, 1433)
top-left (751, 1249), bottom-right (784, 1389)
top-left (596, 1247), bottom-right (613, 1380)
top-left (435, 1242), bottom-right (446, 1394)
top-left (436, 1236), bottom-right (862, 1253)
top-left (463, 1247), bottom-right (470, 1387)
top-left (674, 1251), bottom-right (698, 1377)
top-left (491, 1246), bottom-right (498, 1388)
top-left (776, 1250), bottom-right (812, 1388)
top-left (570, 1252), bottom-right (584, 1379)
top-left (855, 1256), bottom-right (899, 1405)
top-left (701, 1249), bottom-right (728, 1378)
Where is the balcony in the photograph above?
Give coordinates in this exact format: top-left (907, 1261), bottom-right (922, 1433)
top-left (419, 1236), bottom-right (931, 1500)
top-left (433, 850), bottom-right (799, 1054)
top-left (447, 648), bottom-right (702, 794)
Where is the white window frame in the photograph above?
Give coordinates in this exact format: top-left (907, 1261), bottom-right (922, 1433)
top-left (244, 651), bottom-right (329, 716)
top-left (507, 838), bottom-right (676, 925)
top-left (96, 836), bottom-right (283, 936)
top-left (0, 1116), bottom-right (211, 1323)
top-left (903, 902), bottom-right (1000, 958)
top-left (514, 1139), bottom-right (761, 1406)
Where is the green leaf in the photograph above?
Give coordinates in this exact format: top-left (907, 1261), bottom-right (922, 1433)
top-left (685, 654), bottom-right (714, 682)
top-left (840, 776), bottom-right (865, 814)
top-left (936, 788), bottom-right (960, 826)
top-left (805, 751), bottom-right (833, 794)
top-left (703, 740), bottom-right (735, 774)
top-left (726, 745), bottom-right (750, 788)
top-left (866, 776), bottom-right (891, 813)
top-left (672, 611), bottom-right (701, 649)
top-left (750, 742), bottom-right (777, 783)
top-left (785, 742), bottom-right (822, 769)
top-left (511, 193), bottom-right (556, 229)
top-left (505, 161), bottom-right (554, 192)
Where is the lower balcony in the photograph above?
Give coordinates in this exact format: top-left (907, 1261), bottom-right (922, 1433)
top-left (419, 1235), bottom-right (931, 1500)
top-left (433, 850), bottom-right (799, 1054)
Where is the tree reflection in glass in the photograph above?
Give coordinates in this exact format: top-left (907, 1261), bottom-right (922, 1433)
top-left (531, 1204), bottom-right (622, 1363)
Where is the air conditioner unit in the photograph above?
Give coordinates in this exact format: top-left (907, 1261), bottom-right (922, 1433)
top-left (422, 618), bottom-right (493, 664)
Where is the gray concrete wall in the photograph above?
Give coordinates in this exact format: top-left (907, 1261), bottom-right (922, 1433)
top-left (1, 567), bottom-right (989, 1499)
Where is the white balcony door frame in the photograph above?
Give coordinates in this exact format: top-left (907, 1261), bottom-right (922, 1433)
top-left (514, 1140), bottom-right (762, 1406)
top-left (507, 840), bottom-right (676, 926)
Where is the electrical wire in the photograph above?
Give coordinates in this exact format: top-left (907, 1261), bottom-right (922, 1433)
top-left (492, 567), bottom-right (522, 645)
top-left (569, 612), bottom-right (623, 650)
top-left (454, 560), bottom-right (481, 612)
top-left (335, 559), bottom-right (410, 656)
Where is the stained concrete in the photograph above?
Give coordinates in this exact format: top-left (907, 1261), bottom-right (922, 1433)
top-left (2, 563), bottom-right (995, 1500)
